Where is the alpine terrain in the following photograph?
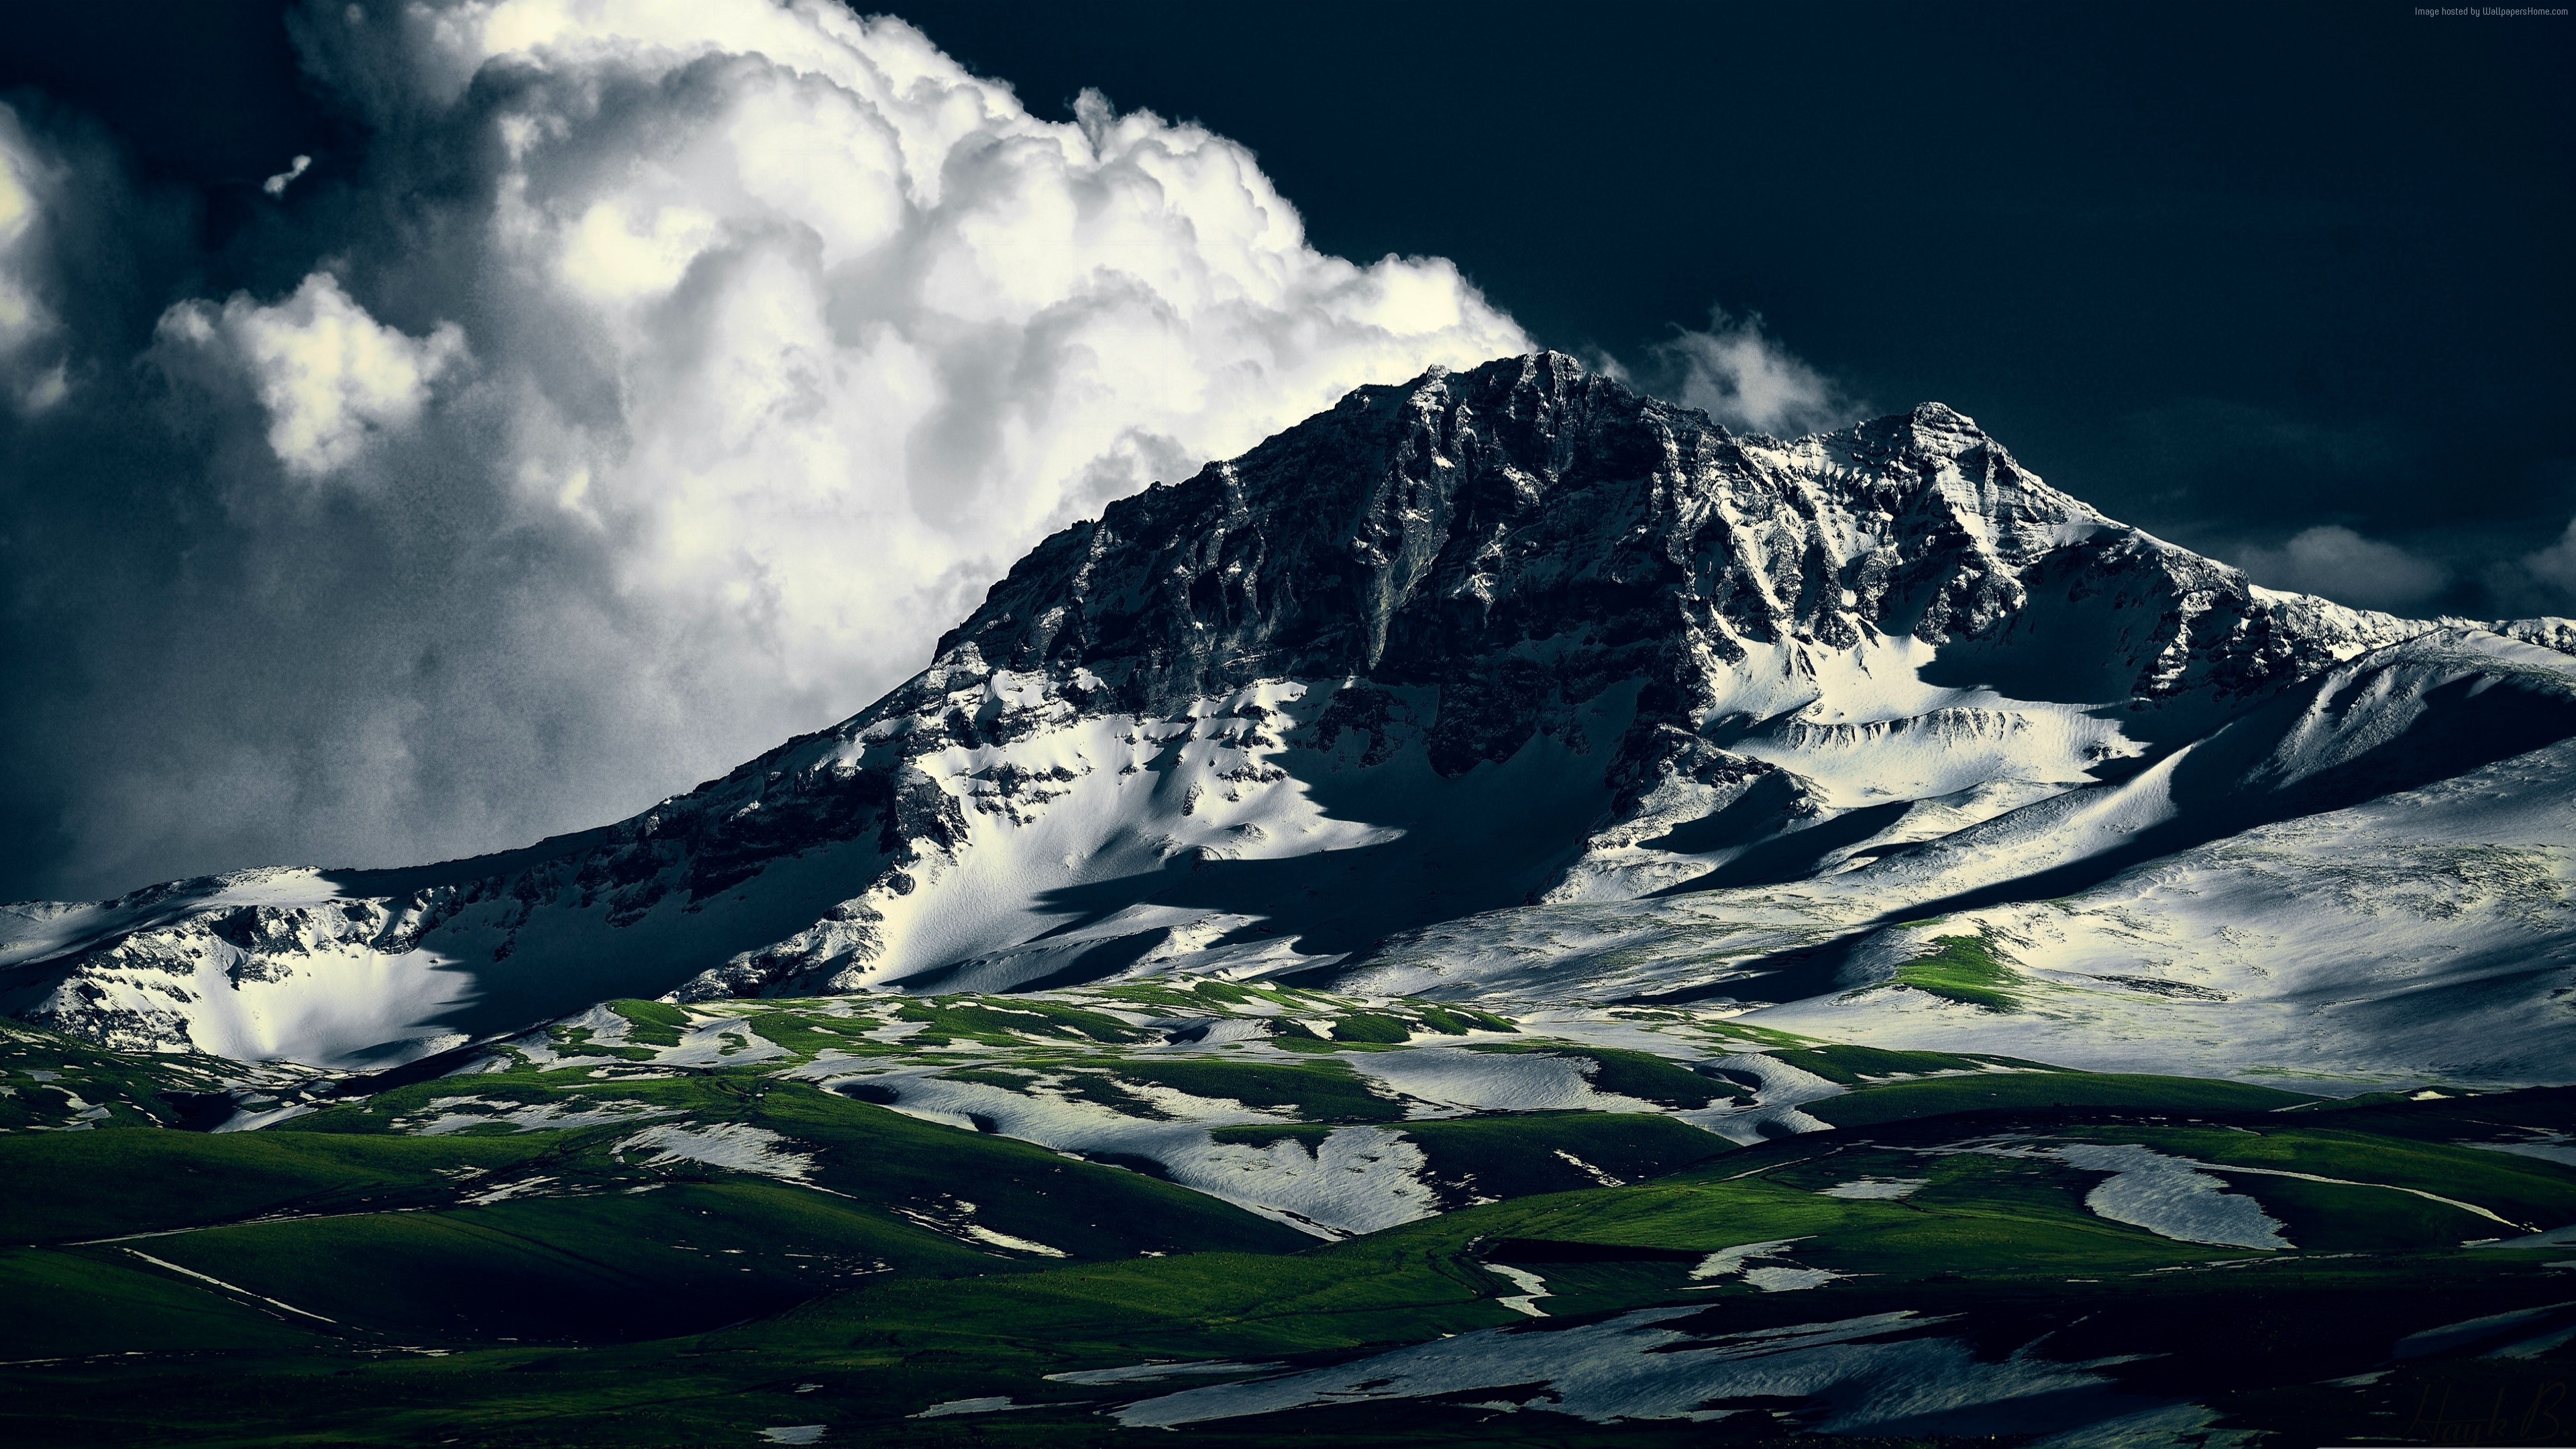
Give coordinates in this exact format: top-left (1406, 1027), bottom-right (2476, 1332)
top-left (3, 354), bottom-right (2571, 1448)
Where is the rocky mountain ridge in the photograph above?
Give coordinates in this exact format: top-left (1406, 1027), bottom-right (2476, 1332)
top-left (5, 352), bottom-right (2571, 1070)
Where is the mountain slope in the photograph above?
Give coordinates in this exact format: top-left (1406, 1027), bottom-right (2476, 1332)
top-left (5, 352), bottom-right (2569, 1075)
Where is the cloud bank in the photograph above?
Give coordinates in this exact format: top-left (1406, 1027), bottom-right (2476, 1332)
top-left (2232, 525), bottom-right (2451, 612)
top-left (2522, 520), bottom-right (2576, 596)
top-left (0, 107), bottom-right (71, 415)
top-left (0, 0), bottom-right (1528, 898)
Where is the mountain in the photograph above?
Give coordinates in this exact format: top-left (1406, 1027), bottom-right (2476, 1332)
top-left (9, 354), bottom-right (2576, 1448)
top-left (7, 352), bottom-right (2573, 1080)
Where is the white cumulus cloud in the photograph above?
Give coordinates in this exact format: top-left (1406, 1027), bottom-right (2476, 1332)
top-left (7, 0), bottom-right (1532, 896)
top-left (269, 0), bottom-right (1530, 699)
top-left (161, 273), bottom-right (468, 476)
top-left (1646, 306), bottom-right (1855, 437)
top-left (0, 106), bottom-right (69, 414)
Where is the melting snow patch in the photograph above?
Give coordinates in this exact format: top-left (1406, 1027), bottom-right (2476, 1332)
top-left (1150, 1018), bottom-right (1273, 1047)
top-left (122, 1249), bottom-right (337, 1324)
top-left (2027, 1401), bottom-right (2248, 1449)
top-left (2396, 1301), bottom-right (2576, 1360)
top-left (2469, 1132), bottom-right (2576, 1169)
top-left (460, 1175), bottom-right (558, 1206)
top-left (757, 1427), bottom-right (826, 1444)
top-left (853, 1067), bottom-right (1435, 1237)
top-left (1489, 1264), bottom-right (1550, 1317)
top-left (1819, 1177), bottom-right (1929, 1199)
top-left (409, 1096), bottom-right (678, 1136)
top-left (1347, 1048), bottom-right (1660, 1117)
top-left (615, 1122), bottom-right (817, 1183)
top-left (1113, 1307), bottom-right (2127, 1432)
top-left (1677, 1052), bottom-right (1847, 1144)
top-left (910, 1397), bottom-right (1029, 1418)
top-left (213, 1102), bottom-right (318, 1133)
top-left (2492, 1324), bottom-right (2576, 1360)
top-left (894, 1197), bottom-right (1069, 1257)
top-left (1743, 1265), bottom-right (1849, 1292)
top-left (1553, 1149), bottom-right (1625, 1186)
top-left (1046, 1360), bottom-right (1286, 1386)
top-left (1689, 1238), bottom-right (1812, 1285)
top-left (2055, 1143), bottom-right (2290, 1250)
top-left (655, 1017), bottom-right (790, 1068)
top-left (2480, 1222), bottom-right (2576, 1250)
top-left (1183, 1126), bottom-right (1436, 1238)
top-left (961, 1223), bottom-right (1067, 1256)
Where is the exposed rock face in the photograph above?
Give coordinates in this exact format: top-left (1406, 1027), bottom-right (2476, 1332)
top-left (946, 356), bottom-right (2408, 759)
top-left (3, 354), bottom-right (2563, 1066)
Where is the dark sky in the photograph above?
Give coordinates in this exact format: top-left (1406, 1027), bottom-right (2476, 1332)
top-left (0, 0), bottom-right (2568, 900)
top-left (14, 1), bottom-right (2567, 599)
top-left (897, 0), bottom-right (2574, 608)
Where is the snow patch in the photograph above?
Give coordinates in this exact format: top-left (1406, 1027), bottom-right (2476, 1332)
top-left (1114, 1307), bottom-right (2121, 1433)
top-left (614, 1122), bottom-right (817, 1183)
top-left (1819, 1176), bottom-right (1929, 1199)
top-left (2055, 1143), bottom-right (2290, 1250)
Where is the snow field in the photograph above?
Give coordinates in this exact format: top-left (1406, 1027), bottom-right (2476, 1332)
top-left (1346, 1046), bottom-right (1665, 1117)
top-left (852, 682), bottom-right (1388, 987)
top-left (1754, 736), bottom-right (2576, 1087)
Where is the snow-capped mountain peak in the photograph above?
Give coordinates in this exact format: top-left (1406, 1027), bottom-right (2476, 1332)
top-left (6, 353), bottom-right (2568, 1077)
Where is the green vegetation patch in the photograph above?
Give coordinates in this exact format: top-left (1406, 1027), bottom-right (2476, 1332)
top-left (896, 998), bottom-right (1147, 1045)
top-left (1328, 1012), bottom-right (1411, 1044)
top-left (0, 1127), bottom-right (561, 1246)
top-left (1410, 1004), bottom-right (1515, 1034)
top-left (1891, 931), bottom-right (2022, 1011)
top-left (0, 1079), bottom-right (2568, 1447)
top-left (0, 1244), bottom-right (330, 1360)
top-left (1766, 1042), bottom-right (2053, 1086)
top-left (743, 1010), bottom-right (891, 1057)
top-left (548, 1022), bottom-right (659, 1061)
top-left (1692, 1018), bottom-right (1813, 1050)
top-left (1401, 1113), bottom-right (1730, 1205)
top-left (2216, 1172), bottom-right (2502, 1254)
top-left (606, 999), bottom-right (690, 1046)
top-left (100, 1177), bottom-right (976, 1346)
